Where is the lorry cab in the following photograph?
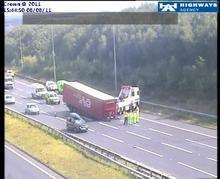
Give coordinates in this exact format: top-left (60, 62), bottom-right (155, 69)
top-left (66, 113), bottom-right (88, 133)
top-left (5, 75), bottom-right (14, 89)
top-left (117, 86), bottom-right (140, 114)
top-left (31, 83), bottom-right (47, 99)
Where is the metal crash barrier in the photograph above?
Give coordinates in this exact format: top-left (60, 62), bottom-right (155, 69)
top-left (5, 107), bottom-right (176, 179)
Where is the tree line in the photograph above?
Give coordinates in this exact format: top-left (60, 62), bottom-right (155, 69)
top-left (5, 12), bottom-right (217, 113)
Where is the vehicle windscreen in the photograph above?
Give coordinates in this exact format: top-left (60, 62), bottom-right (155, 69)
top-left (5, 78), bottom-right (13, 82)
top-left (29, 105), bottom-right (37, 108)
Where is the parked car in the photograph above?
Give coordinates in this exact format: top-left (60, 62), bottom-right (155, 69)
top-left (6, 69), bottom-right (15, 78)
top-left (25, 103), bottom-right (40, 115)
top-left (31, 83), bottom-right (47, 99)
top-left (5, 94), bottom-right (15, 104)
top-left (45, 91), bottom-right (60, 105)
top-left (5, 75), bottom-right (14, 89)
top-left (46, 81), bottom-right (58, 91)
top-left (66, 113), bottom-right (88, 133)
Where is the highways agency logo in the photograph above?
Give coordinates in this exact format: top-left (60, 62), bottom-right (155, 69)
top-left (158, 1), bottom-right (218, 12)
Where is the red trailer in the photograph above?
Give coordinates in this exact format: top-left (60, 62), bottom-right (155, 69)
top-left (63, 81), bottom-right (117, 121)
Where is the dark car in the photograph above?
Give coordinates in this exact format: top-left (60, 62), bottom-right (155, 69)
top-left (66, 113), bottom-right (88, 133)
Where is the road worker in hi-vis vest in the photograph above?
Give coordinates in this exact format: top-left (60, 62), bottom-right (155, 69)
top-left (134, 109), bottom-right (138, 123)
top-left (136, 106), bottom-right (140, 123)
top-left (128, 110), bottom-right (132, 124)
top-left (132, 111), bottom-right (135, 124)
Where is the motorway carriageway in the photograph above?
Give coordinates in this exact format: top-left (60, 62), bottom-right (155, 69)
top-left (5, 77), bottom-right (217, 179)
top-left (5, 142), bottom-right (64, 179)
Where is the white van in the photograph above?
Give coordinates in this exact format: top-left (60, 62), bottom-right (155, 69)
top-left (5, 75), bottom-right (14, 89)
top-left (31, 83), bottom-right (47, 99)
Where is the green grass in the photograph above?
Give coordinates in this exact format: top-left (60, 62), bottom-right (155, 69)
top-left (5, 114), bottom-right (131, 179)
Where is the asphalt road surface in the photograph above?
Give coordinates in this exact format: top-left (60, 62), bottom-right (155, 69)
top-left (5, 77), bottom-right (217, 179)
top-left (5, 142), bottom-right (64, 179)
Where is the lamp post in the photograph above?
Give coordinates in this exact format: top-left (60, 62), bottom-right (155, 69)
top-left (19, 27), bottom-right (23, 70)
top-left (51, 25), bottom-right (56, 82)
top-left (113, 25), bottom-right (117, 94)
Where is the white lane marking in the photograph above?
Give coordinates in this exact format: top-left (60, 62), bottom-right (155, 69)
top-left (148, 128), bottom-right (173, 136)
top-left (98, 122), bottom-right (119, 130)
top-left (5, 144), bottom-right (57, 179)
top-left (133, 146), bottom-right (163, 158)
top-left (46, 105), bottom-right (54, 109)
top-left (126, 131), bottom-right (150, 140)
top-left (32, 100), bottom-right (39, 103)
top-left (162, 142), bottom-right (193, 154)
top-left (185, 139), bottom-right (217, 150)
top-left (134, 124), bottom-right (140, 127)
top-left (207, 157), bottom-right (217, 162)
top-left (41, 111), bottom-right (50, 115)
top-left (141, 117), bottom-right (216, 139)
top-left (102, 134), bottom-right (124, 143)
top-left (16, 101), bottom-right (22, 104)
top-left (178, 161), bottom-right (217, 178)
top-left (16, 81), bottom-right (30, 87)
top-left (19, 95), bottom-right (26, 98)
top-left (88, 129), bottom-right (95, 132)
top-left (55, 116), bottom-right (66, 122)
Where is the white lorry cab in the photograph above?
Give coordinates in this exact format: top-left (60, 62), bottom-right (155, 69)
top-left (117, 86), bottom-right (140, 114)
top-left (31, 83), bottom-right (47, 99)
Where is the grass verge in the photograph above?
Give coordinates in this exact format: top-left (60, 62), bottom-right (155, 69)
top-left (5, 113), bottom-right (132, 179)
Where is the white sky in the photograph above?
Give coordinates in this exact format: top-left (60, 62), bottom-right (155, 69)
top-left (5, 1), bottom-right (156, 17)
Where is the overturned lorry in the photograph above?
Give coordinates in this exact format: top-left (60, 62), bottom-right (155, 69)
top-left (63, 81), bottom-right (140, 121)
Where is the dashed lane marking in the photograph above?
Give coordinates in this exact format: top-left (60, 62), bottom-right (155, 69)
top-left (141, 117), bottom-right (216, 139)
top-left (161, 142), bottom-right (193, 154)
top-left (207, 157), bottom-right (217, 162)
top-left (178, 161), bottom-right (217, 178)
top-left (126, 131), bottom-right (150, 140)
top-left (185, 139), bottom-right (217, 150)
top-left (101, 134), bottom-right (124, 143)
top-left (149, 128), bottom-right (173, 136)
top-left (133, 146), bottom-right (163, 158)
top-left (88, 129), bottom-right (95, 132)
top-left (98, 122), bottom-right (119, 130)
